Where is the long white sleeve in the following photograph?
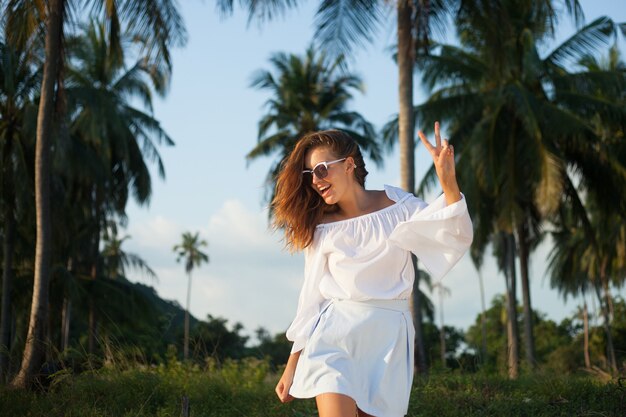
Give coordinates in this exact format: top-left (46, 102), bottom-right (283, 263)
top-left (285, 233), bottom-right (328, 354)
top-left (388, 193), bottom-right (473, 281)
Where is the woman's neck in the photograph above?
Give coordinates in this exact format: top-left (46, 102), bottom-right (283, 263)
top-left (336, 184), bottom-right (374, 219)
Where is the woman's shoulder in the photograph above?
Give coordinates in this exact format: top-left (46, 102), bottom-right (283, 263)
top-left (316, 185), bottom-right (416, 228)
top-left (383, 184), bottom-right (428, 212)
top-left (383, 184), bottom-right (414, 202)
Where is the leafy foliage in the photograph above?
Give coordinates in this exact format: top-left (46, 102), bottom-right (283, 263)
top-left (0, 362), bottom-right (624, 416)
top-left (248, 45), bottom-right (381, 205)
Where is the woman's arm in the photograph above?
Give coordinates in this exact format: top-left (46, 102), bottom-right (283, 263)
top-left (275, 350), bottom-right (301, 403)
top-left (417, 121), bottom-right (461, 205)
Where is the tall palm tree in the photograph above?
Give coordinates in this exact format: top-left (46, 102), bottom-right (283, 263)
top-left (173, 232), bottom-right (209, 361)
top-left (495, 232), bottom-right (521, 378)
top-left (545, 41), bottom-right (625, 375)
top-left (8, 0), bottom-right (64, 389)
top-left (432, 281), bottom-right (450, 366)
top-left (64, 19), bottom-right (175, 269)
top-left (390, 2), bottom-right (623, 376)
top-left (548, 192), bottom-right (625, 372)
top-left (248, 45), bottom-right (382, 203)
top-left (469, 245), bottom-right (489, 364)
top-left (0, 33), bottom-right (41, 383)
top-left (61, 20), bottom-right (175, 356)
top-left (3, 0), bottom-right (186, 386)
top-left (547, 203), bottom-right (595, 369)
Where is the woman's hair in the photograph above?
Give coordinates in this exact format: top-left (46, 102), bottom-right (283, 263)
top-left (272, 129), bottom-right (368, 251)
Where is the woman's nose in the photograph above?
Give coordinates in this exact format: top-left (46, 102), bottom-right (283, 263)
top-left (311, 173), bottom-right (323, 185)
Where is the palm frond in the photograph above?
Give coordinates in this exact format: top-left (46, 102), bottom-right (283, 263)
top-left (214, 0), bottom-right (299, 25)
top-left (562, 0), bottom-right (585, 29)
top-left (246, 130), bottom-right (294, 161)
top-left (314, 0), bottom-right (383, 58)
top-left (545, 16), bottom-right (615, 68)
top-left (502, 82), bottom-right (542, 142)
top-left (417, 44), bottom-right (487, 91)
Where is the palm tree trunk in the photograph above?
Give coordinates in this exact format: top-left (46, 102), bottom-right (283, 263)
top-left (477, 270), bottom-right (488, 363)
top-left (600, 260), bottom-right (614, 321)
top-left (398, 0), bottom-right (425, 375)
top-left (505, 233), bottom-right (519, 379)
top-left (184, 272), bottom-right (192, 361)
top-left (61, 258), bottom-right (73, 352)
top-left (11, 0), bottom-right (63, 389)
top-left (410, 257), bottom-right (428, 374)
top-left (397, 0), bottom-right (415, 194)
top-left (0, 196), bottom-right (16, 383)
top-left (594, 283), bottom-right (617, 373)
top-left (61, 298), bottom-right (71, 352)
top-left (517, 223), bottom-right (536, 369)
top-left (46, 304), bottom-right (53, 364)
top-left (582, 299), bottom-right (590, 369)
top-left (1, 125), bottom-right (17, 384)
top-left (88, 299), bottom-right (97, 355)
top-left (88, 187), bottom-right (103, 355)
top-left (438, 289), bottom-right (446, 367)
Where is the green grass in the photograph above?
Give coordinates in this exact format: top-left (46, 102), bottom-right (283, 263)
top-left (410, 371), bottom-right (626, 416)
top-left (1, 360), bottom-right (624, 416)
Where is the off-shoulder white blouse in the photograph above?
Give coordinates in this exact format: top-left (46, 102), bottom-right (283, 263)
top-left (286, 184), bottom-right (473, 353)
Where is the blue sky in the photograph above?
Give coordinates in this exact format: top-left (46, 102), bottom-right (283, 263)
top-left (122, 0), bottom-right (626, 341)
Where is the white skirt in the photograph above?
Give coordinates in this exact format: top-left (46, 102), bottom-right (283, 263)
top-left (289, 298), bottom-right (415, 417)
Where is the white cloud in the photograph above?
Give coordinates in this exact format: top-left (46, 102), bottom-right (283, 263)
top-left (123, 199), bottom-right (303, 338)
top-left (206, 199), bottom-right (276, 249)
top-left (124, 215), bottom-right (182, 254)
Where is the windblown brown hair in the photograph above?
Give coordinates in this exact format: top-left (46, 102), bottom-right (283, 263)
top-left (272, 130), bottom-right (368, 251)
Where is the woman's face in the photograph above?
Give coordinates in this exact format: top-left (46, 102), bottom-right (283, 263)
top-left (304, 146), bottom-right (353, 205)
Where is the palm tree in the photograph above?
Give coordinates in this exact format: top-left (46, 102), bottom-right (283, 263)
top-left (173, 232), bottom-right (209, 361)
top-left (469, 245), bottom-right (489, 364)
top-left (547, 203), bottom-right (594, 369)
top-left (221, 0), bottom-right (455, 191)
top-left (101, 222), bottom-right (156, 282)
top-left (0, 33), bottom-right (40, 383)
top-left (548, 192), bottom-right (625, 372)
top-left (248, 45), bottom-right (382, 203)
top-left (8, 0), bottom-right (64, 389)
top-left (3, 0), bottom-right (186, 386)
top-left (390, 1), bottom-right (623, 376)
top-left (495, 232), bottom-right (521, 378)
top-left (545, 41), bottom-right (625, 375)
top-left (62, 20), bottom-right (175, 356)
top-left (432, 281), bottom-right (450, 366)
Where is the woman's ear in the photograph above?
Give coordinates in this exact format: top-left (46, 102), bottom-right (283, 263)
top-left (346, 156), bottom-right (356, 171)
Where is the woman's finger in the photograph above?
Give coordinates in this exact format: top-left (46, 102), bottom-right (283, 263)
top-left (435, 121), bottom-right (442, 150)
top-left (417, 130), bottom-right (435, 154)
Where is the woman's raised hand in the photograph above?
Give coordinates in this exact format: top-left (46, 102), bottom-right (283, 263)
top-left (417, 121), bottom-right (462, 204)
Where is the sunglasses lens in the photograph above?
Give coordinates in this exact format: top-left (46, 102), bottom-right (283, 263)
top-left (313, 164), bottom-right (328, 179)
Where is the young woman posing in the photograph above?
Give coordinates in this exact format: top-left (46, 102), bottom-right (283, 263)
top-left (273, 123), bottom-right (473, 417)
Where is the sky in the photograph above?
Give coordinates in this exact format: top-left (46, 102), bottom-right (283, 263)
top-left (121, 0), bottom-right (626, 343)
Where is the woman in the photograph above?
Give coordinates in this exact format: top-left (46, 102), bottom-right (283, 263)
top-left (273, 123), bottom-right (473, 417)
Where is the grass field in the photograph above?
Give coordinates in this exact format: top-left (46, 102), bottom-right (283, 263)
top-left (1, 358), bottom-right (625, 416)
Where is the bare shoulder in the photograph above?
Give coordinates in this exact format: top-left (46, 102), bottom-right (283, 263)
top-left (320, 206), bottom-right (341, 224)
top-left (369, 189), bottom-right (395, 211)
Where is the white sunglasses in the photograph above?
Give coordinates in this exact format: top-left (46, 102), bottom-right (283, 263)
top-left (302, 158), bottom-right (347, 181)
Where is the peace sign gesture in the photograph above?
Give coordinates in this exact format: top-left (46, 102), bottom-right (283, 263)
top-left (417, 121), bottom-right (462, 204)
